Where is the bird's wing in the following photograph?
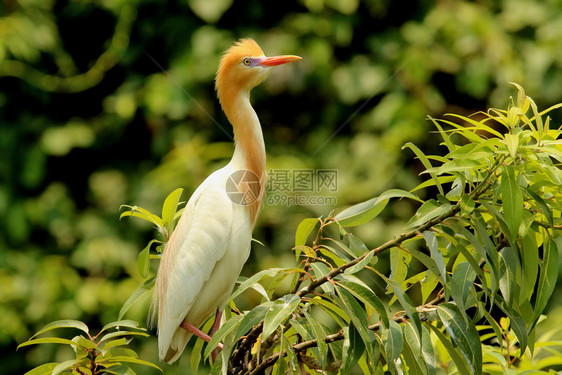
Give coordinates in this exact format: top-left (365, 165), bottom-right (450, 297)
top-left (155, 169), bottom-right (236, 360)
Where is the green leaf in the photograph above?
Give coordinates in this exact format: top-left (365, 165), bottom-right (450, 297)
top-left (119, 205), bottom-right (164, 228)
top-left (437, 303), bottom-right (482, 375)
top-left (411, 175), bottom-right (457, 193)
top-left (519, 233), bottom-right (539, 303)
top-left (230, 268), bottom-right (287, 301)
top-left (18, 337), bottom-right (79, 349)
top-left (428, 116), bottom-right (455, 152)
top-left (500, 164), bottom-right (523, 238)
top-left (303, 311), bottom-right (328, 369)
top-left (99, 320), bottom-right (143, 335)
top-left (504, 133), bottom-right (519, 159)
top-left (534, 238), bottom-right (559, 321)
top-left (450, 262), bottom-right (476, 311)
top-left (235, 304), bottom-right (271, 340)
top-left (498, 247), bottom-right (518, 307)
top-left (423, 231), bottom-right (447, 284)
top-left (420, 272), bottom-right (439, 303)
top-left (75, 335), bottom-right (97, 350)
top-left (507, 310), bottom-right (528, 354)
top-left (527, 188), bottom-right (554, 227)
top-left (294, 218), bottom-right (319, 247)
top-left (335, 287), bottom-right (372, 346)
top-left (204, 314), bottom-right (243, 359)
top-left (336, 279), bottom-right (389, 328)
top-left (24, 363), bottom-right (57, 375)
top-left (99, 356), bottom-right (162, 371)
top-left (383, 276), bottom-right (422, 336)
top-left (425, 323), bottom-right (471, 375)
top-left (98, 330), bottom-right (149, 343)
top-left (262, 294), bottom-right (301, 339)
top-left (52, 359), bottom-right (79, 375)
top-left (390, 247), bottom-right (411, 284)
top-left (403, 321), bottom-right (435, 375)
top-left (344, 251), bottom-right (375, 275)
top-left (335, 189), bottom-right (421, 227)
top-left (446, 113), bottom-right (504, 138)
top-left (102, 337), bottom-right (130, 350)
top-left (310, 263), bottom-right (334, 294)
top-left (27, 320), bottom-right (89, 340)
top-left (137, 241), bottom-right (152, 278)
top-left (406, 199), bottom-right (452, 229)
top-left (293, 245), bottom-right (316, 258)
top-left (460, 195), bottom-right (475, 215)
top-left (528, 95), bottom-right (543, 140)
top-left (408, 248), bottom-right (445, 286)
top-left (403, 142), bottom-right (444, 195)
top-left (383, 320), bottom-right (403, 361)
top-left (118, 277), bottom-right (155, 321)
top-left (341, 325), bottom-right (365, 373)
top-left (308, 297), bottom-right (348, 327)
top-left (162, 188), bottom-right (183, 233)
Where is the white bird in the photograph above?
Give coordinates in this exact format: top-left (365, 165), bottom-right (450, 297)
top-left (152, 39), bottom-right (301, 364)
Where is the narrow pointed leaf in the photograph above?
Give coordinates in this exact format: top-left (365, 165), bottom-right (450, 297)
top-left (423, 231), bottom-right (446, 282)
top-left (384, 320), bottom-right (403, 361)
top-left (235, 304), bottom-right (270, 340)
top-left (335, 189), bottom-right (421, 227)
top-left (450, 262), bottom-right (476, 311)
top-left (519, 233), bottom-right (539, 303)
top-left (425, 323), bottom-right (471, 375)
top-left (100, 356), bottom-right (162, 371)
top-left (28, 320), bottom-right (89, 340)
top-left (500, 164), bottom-right (523, 238)
top-left (52, 359), bottom-right (79, 375)
top-left (341, 325), bottom-right (365, 374)
top-left (384, 276), bottom-right (422, 336)
top-left (336, 279), bottom-right (389, 328)
top-left (406, 199), bottom-right (452, 229)
top-left (295, 218), bottom-right (320, 247)
top-left (118, 277), bottom-right (155, 321)
top-left (534, 238), bottom-right (559, 320)
top-left (204, 314), bottom-right (243, 359)
top-left (335, 287), bottom-right (372, 345)
top-left (24, 363), bottom-right (57, 375)
top-left (437, 303), bottom-right (482, 375)
top-left (403, 142), bottom-right (444, 195)
top-left (498, 247), bottom-right (518, 307)
top-left (262, 294), bottom-right (301, 339)
top-left (344, 251), bottom-right (375, 275)
top-left (100, 320), bottom-right (143, 334)
top-left (18, 337), bottom-right (78, 349)
top-left (162, 188), bottom-right (183, 232)
top-left (303, 311), bottom-right (328, 369)
top-left (98, 330), bottom-right (149, 343)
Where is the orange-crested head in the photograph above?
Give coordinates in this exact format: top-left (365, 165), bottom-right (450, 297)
top-left (215, 39), bottom-right (301, 106)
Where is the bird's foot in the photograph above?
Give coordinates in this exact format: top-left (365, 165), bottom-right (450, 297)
top-left (180, 320), bottom-right (224, 351)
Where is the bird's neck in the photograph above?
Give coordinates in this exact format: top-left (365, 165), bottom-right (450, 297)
top-left (222, 90), bottom-right (266, 226)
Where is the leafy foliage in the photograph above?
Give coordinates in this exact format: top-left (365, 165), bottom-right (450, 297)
top-left (18, 320), bottom-right (160, 374)
top-left (105, 84), bottom-right (561, 374)
top-left (5, 1), bottom-right (562, 374)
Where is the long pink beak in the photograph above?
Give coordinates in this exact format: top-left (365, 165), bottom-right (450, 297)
top-left (258, 55), bottom-right (302, 67)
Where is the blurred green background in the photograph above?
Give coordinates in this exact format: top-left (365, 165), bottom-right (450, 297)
top-left (3, 0), bottom-right (562, 373)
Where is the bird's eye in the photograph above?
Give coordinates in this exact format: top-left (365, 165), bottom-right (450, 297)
top-left (243, 58), bottom-right (252, 66)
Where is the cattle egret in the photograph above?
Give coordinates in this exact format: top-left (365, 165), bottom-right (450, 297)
top-left (152, 39), bottom-right (301, 364)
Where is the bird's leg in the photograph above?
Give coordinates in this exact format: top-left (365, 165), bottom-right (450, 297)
top-left (210, 309), bottom-right (222, 362)
top-left (180, 320), bottom-right (224, 351)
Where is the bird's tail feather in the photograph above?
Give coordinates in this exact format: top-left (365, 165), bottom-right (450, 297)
top-left (163, 327), bottom-right (191, 364)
